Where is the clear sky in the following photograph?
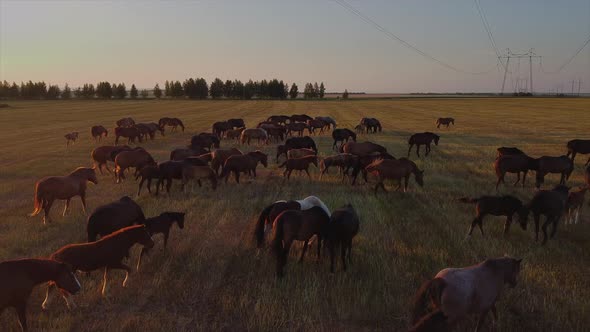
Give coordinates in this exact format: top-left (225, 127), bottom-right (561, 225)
top-left (1, 0), bottom-right (589, 93)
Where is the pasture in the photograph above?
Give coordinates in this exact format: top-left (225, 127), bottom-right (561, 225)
top-left (1, 98), bottom-right (589, 331)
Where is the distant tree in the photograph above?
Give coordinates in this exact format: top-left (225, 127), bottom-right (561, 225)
top-left (140, 89), bottom-right (149, 99)
top-left (95, 82), bottom-right (112, 99)
top-left (61, 84), bottom-right (72, 99)
top-left (171, 81), bottom-right (184, 98)
top-left (130, 84), bottom-right (138, 99)
top-left (313, 82), bottom-right (319, 98)
top-left (82, 83), bottom-right (95, 99)
top-left (164, 81), bottom-right (171, 97)
top-left (73, 87), bottom-right (83, 99)
top-left (210, 78), bottom-right (224, 99)
top-left (46, 85), bottom-right (61, 99)
top-left (244, 80), bottom-right (255, 100)
top-left (342, 89), bottom-right (349, 99)
top-left (289, 83), bottom-right (298, 99)
top-left (283, 81), bottom-right (289, 99)
top-left (8, 82), bottom-right (19, 99)
top-left (195, 78), bottom-right (208, 99)
top-left (232, 80), bottom-right (244, 99)
top-left (114, 83), bottom-right (127, 99)
top-left (319, 82), bottom-right (325, 98)
top-left (153, 83), bottom-right (162, 99)
top-left (223, 80), bottom-right (233, 98)
top-left (303, 83), bottom-right (313, 99)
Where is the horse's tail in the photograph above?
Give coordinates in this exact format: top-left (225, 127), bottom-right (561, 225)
top-left (271, 214), bottom-right (285, 257)
top-left (411, 278), bottom-right (446, 324)
top-left (458, 197), bottom-right (479, 204)
top-left (408, 310), bottom-right (448, 332)
top-left (29, 183), bottom-right (44, 216)
top-left (86, 215), bottom-right (98, 242)
top-left (255, 203), bottom-right (275, 248)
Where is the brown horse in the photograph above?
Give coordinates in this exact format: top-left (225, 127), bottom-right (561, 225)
top-left (365, 158), bottom-right (424, 192)
top-left (360, 118), bottom-right (382, 133)
top-left (522, 185), bottom-right (569, 244)
top-left (315, 116), bottom-right (337, 130)
top-left (86, 196), bottom-right (146, 241)
top-left (158, 117), bottom-right (184, 132)
top-left (278, 136), bottom-right (318, 162)
top-left (114, 149), bottom-right (155, 183)
top-left (271, 206), bottom-right (331, 278)
top-left (408, 132), bottom-right (440, 157)
top-left (91, 125), bottom-right (108, 142)
top-left (212, 121), bottom-right (232, 137)
top-left (279, 155), bottom-right (318, 180)
top-left (64, 132), bottom-right (79, 146)
top-left (225, 127), bottom-right (245, 141)
top-left (565, 187), bottom-right (587, 225)
top-left (267, 115), bottom-right (290, 124)
top-left (116, 117), bottom-right (135, 128)
top-left (30, 167), bottom-right (98, 224)
top-left (220, 151), bottom-right (268, 183)
top-left (319, 153), bottom-right (359, 179)
top-left (227, 118), bottom-right (245, 129)
top-left (136, 123), bottom-right (164, 140)
top-left (332, 128), bottom-right (357, 150)
top-left (459, 195), bottom-right (528, 237)
top-left (307, 119), bottom-right (327, 135)
top-left (43, 225), bottom-right (154, 306)
top-left (91, 145), bottom-right (131, 174)
top-left (287, 148), bottom-right (316, 160)
top-left (181, 165), bottom-right (217, 191)
top-left (136, 212), bottom-right (186, 270)
top-left (286, 122), bottom-right (309, 137)
top-left (326, 204), bottom-right (359, 273)
top-left (535, 155), bottom-right (574, 189)
top-left (497, 146), bottom-right (525, 158)
top-left (193, 132), bottom-right (221, 150)
top-left (494, 154), bottom-right (538, 190)
top-left (210, 148), bottom-right (243, 175)
top-left (412, 257), bottom-right (521, 331)
top-left (350, 152), bottom-right (396, 185)
top-left (341, 141), bottom-right (387, 156)
top-left (170, 147), bottom-right (208, 161)
top-left (436, 117), bottom-right (454, 128)
top-left (290, 114), bottom-right (313, 123)
top-left (156, 159), bottom-right (208, 194)
top-left (566, 139), bottom-right (590, 162)
top-left (115, 126), bottom-right (142, 145)
top-left (240, 128), bottom-right (268, 145)
top-left (0, 258), bottom-right (81, 331)
top-left (354, 124), bottom-right (365, 134)
top-left (135, 165), bottom-right (161, 196)
top-left (586, 165), bottom-right (590, 190)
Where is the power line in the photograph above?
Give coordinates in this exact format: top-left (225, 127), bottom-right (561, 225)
top-left (332, 0), bottom-right (498, 75)
top-left (539, 34), bottom-right (590, 74)
top-left (473, 0), bottom-right (506, 71)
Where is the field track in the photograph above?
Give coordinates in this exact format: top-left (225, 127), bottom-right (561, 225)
top-left (1, 98), bottom-right (589, 331)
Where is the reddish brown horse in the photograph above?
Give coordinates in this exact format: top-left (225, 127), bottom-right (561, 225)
top-left (535, 155), bottom-right (574, 189)
top-left (494, 154), bottom-right (538, 190)
top-left (566, 139), bottom-right (590, 162)
top-left (115, 126), bottom-right (142, 144)
top-left (326, 204), bottom-right (359, 273)
top-left (332, 128), bottom-right (357, 150)
top-left (408, 132), bottom-right (440, 157)
top-left (306, 119), bottom-right (327, 135)
top-left (523, 185), bottom-right (569, 244)
top-left (286, 122), bottom-right (308, 137)
top-left (210, 148), bottom-right (242, 175)
top-left (158, 117), bottom-right (184, 132)
top-left (365, 158), bottom-right (424, 192)
top-left (319, 153), bottom-right (359, 179)
top-left (30, 167), bottom-right (98, 224)
top-left (114, 149), bottom-right (156, 183)
top-left (91, 145), bottom-right (131, 174)
top-left (497, 147), bottom-right (525, 158)
top-left (64, 132), bottom-right (79, 146)
top-left (459, 195), bottom-right (528, 237)
top-left (240, 128), bottom-right (268, 145)
top-left (220, 151), bottom-right (268, 183)
top-left (279, 155), bottom-right (318, 180)
top-left (341, 141), bottom-right (387, 156)
top-left (91, 125), bottom-right (108, 141)
top-left (0, 258), bottom-right (81, 331)
top-left (212, 121), bottom-right (232, 137)
top-left (116, 117), bottom-right (135, 127)
top-left (86, 196), bottom-right (146, 241)
top-left (436, 117), bottom-right (454, 128)
top-left (44, 225), bottom-right (154, 307)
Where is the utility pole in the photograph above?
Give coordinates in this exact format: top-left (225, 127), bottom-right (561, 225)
top-left (578, 79), bottom-right (582, 96)
top-left (529, 50), bottom-right (533, 94)
top-left (571, 80), bottom-right (576, 96)
top-left (499, 49), bottom-right (540, 95)
top-left (500, 49), bottom-right (511, 95)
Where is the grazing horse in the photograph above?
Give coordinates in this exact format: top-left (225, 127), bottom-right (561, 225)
top-left (408, 132), bottom-right (440, 157)
top-left (365, 158), bottom-right (424, 192)
top-left (265, 126), bottom-right (287, 142)
top-left (220, 151), bottom-right (268, 183)
top-left (535, 155), bottom-right (574, 189)
top-left (326, 204), bottom-right (359, 273)
top-left (44, 225), bottom-right (154, 306)
top-left (360, 117), bottom-right (382, 133)
top-left (0, 259), bottom-right (81, 331)
top-left (319, 153), bottom-right (359, 179)
top-left (87, 196), bottom-right (146, 241)
top-left (411, 257), bottom-right (522, 331)
top-left (315, 116), bottom-right (337, 130)
top-left (116, 117), bottom-right (135, 128)
top-left (30, 167), bottom-right (97, 224)
top-left (156, 159), bottom-right (207, 194)
top-left (494, 154), bottom-right (538, 190)
top-left (240, 128), bottom-right (268, 145)
top-left (290, 114), bottom-right (313, 123)
top-left (497, 146), bottom-right (525, 158)
top-left (91, 125), bottom-right (108, 142)
top-left (287, 148), bottom-right (316, 160)
top-left (307, 119), bottom-right (327, 135)
top-left (285, 136), bottom-right (318, 153)
top-left (565, 187), bottom-right (587, 225)
top-left (286, 122), bottom-right (308, 137)
top-left (254, 196), bottom-right (331, 248)
top-left (158, 117), bottom-right (184, 132)
top-left (114, 149), bottom-right (156, 183)
top-left (459, 195), bottom-right (528, 236)
top-left (523, 185), bottom-right (569, 244)
top-left (212, 121), bottom-right (232, 137)
top-left (332, 128), bottom-right (357, 150)
top-left (211, 148), bottom-right (242, 175)
top-left (350, 152), bottom-right (396, 185)
top-left (436, 117), bottom-right (454, 128)
top-left (272, 206), bottom-right (331, 278)
top-left (267, 115), bottom-right (290, 125)
top-left (225, 127), bottom-right (245, 141)
top-left (194, 132), bottom-right (221, 149)
top-left (566, 139), bottom-right (590, 162)
top-left (64, 132), bottom-right (79, 146)
top-left (136, 165), bottom-right (161, 196)
top-left (136, 212), bottom-right (186, 270)
top-left (115, 126), bottom-right (142, 145)
top-left (227, 118), bottom-right (245, 129)
top-left (342, 141), bottom-right (387, 157)
top-left (170, 147), bottom-right (208, 161)
top-left (181, 164), bottom-right (217, 191)
top-left (279, 155), bottom-right (318, 180)
top-left (354, 124), bottom-right (365, 134)
top-left (91, 145), bottom-right (130, 174)
top-left (136, 123), bottom-right (164, 140)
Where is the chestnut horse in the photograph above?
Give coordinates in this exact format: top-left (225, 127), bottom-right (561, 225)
top-left (116, 117), bottom-right (135, 128)
top-left (91, 125), bottom-right (108, 142)
top-left (91, 145), bottom-right (131, 174)
top-left (158, 117), bottom-right (184, 132)
top-left (240, 128), bottom-right (268, 145)
top-left (0, 259), bottom-right (81, 331)
top-left (64, 132), bottom-right (79, 146)
top-left (210, 148), bottom-right (243, 175)
top-left (365, 158), bottom-right (424, 192)
top-left (220, 151), bottom-right (268, 183)
top-left (279, 155), bottom-right (318, 180)
top-left (114, 149), bottom-right (156, 183)
top-left (114, 126), bottom-right (142, 145)
top-left (286, 122), bottom-right (308, 137)
top-left (408, 132), bottom-right (440, 157)
top-left (30, 167), bottom-right (98, 224)
top-left (497, 147), bottom-right (525, 158)
top-left (341, 141), bottom-right (387, 156)
top-left (436, 117), bottom-right (454, 128)
top-left (319, 153), bottom-right (359, 179)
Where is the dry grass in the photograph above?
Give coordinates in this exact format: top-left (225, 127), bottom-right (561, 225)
top-left (1, 98), bottom-right (589, 331)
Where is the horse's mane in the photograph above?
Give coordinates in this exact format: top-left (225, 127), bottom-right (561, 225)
top-left (297, 196), bottom-right (331, 217)
top-left (69, 167), bottom-right (92, 177)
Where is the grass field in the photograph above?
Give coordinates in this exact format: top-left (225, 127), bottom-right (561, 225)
top-left (1, 98), bottom-right (589, 331)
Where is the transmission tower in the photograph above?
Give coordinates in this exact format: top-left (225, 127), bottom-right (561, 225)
top-left (499, 48), bottom-right (541, 95)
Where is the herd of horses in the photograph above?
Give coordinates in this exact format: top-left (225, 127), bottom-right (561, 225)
top-left (2, 112), bottom-right (590, 332)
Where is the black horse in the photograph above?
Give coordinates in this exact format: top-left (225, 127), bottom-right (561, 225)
top-left (325, 204), bottom-right (359, 273)
top-left (408, 132), bottom-right (440, 157)
top-left (332, 128), bottom-right (357, 150)
top-left (523, 185), bottom-right (569, 244)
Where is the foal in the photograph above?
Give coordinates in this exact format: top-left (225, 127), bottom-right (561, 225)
top-left (137, 212), bottom-right (185, 270)
top-left (279, 155), bottom-right (318, 180)
top-left (459, 195), bottom-right (528, 236)
top-left (64, 132), bottom-right (79, 146)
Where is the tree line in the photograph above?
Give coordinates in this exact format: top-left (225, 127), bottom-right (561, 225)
top-left (0, 79), bottom-right (329, 100)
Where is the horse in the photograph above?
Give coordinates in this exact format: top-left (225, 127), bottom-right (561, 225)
top-left (285, 136), bottom-right (318, 154)
top-left (181, 164), bottom-right (217, 191)
top-left (116, 117), bottom-right (135, 128)
top-left (267, 126), bottom-right (287, 142)
top-left (212, 121), bottom-right (232, 137)
top-left (287, 148), bottom-right (316, 160)
top-left (0, 259), bottom-right (80, 331)
top-left (279, 155), bottom-right (318, 180)
top-left (341, 141), bottom-right (387, 156)
top-left (497, 147), bottom-right (525, 158)
top-left (494, 154), bottom-right (538, 190)
top-left (225, 127), bottom-right (245, 141)
top-left (319, 153), bottom-right (359, 179)
top-left (408, 311), bottom-right (449, 332)
top-left (191, 134), bottom-right (220, 151)
top-left (408, 132), bottom-right (440, 157)
top-left (436, 117), bottom-right (454, 128)
top-left (227, 118), bottom-right (245, 129)
top-left (136, 123), bottom-right (164, 140)
top-left (522, 185), bottom-right (569, 244)
top-left (170, 147), bottom-right (208, 161)
top-left (114, 149), bottom-right (156, 183)
top-left (156, 159), bottom-right (207, 194)
top-left (136, 212), bottom-right (186, 270)
top-left (210, 148), bottom-right (242, 175)
top-left (325, 204), bottom-right (359, 273)
top-left (565, 187), bottom-right (587, 225)
top-left (30, 167), bottom-right (97, 224)
top-left (566, 139), bottom-right (590, 162)
top-left (271, 206), bottom-right (331, 278)
top-left (459, 195), bottom-right (528, 237)
top-left (411, 257), bottom-right (522, 331)
top-left (306, 119), bottom-right (327, 135)
top-left (286, 122), bottom-right (308, 137)
top-left (91, 125), bottom-right (108, 142)
top-left (290, 114), bottom-right (313, 123)
top-left (220, 151), bottom-right (268, 183)
top-left (354, 124), bottom-right (365, 134)
top-left (135, 165), bottom-right (161, 196)
top-left (365, 158), bottom-right (424, 193)
top-left (350, 152), bottom-right (396, 185)
top-left (115, 126), bottom-right (142, 145)
top-left (87, 196), bottom-right (146, 241)
top-left (360, 117), bottom-right (382, 133)
top-left (535, 155), bottom-right (574, 189)
top-left (64, 132), bottom-right (79, 146)
top-left (267, 115), bottom-right (290, 125)
top-left (158, 117), bottom-right (184, 132)
top-left (91, 145), bottom-right (131, 174)
top-left (43, 225), bottom-right (154, 307)
top-left (332, 128), bottom-right (357, 150)
top-left (254, 196), bottom-right (331, 248)
top-left (240, 128), bottom-right (268, 145)
top-left (315, 116), bottom-right (337, 130)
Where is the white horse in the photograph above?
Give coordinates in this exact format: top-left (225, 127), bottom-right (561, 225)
top-left (411, 256), bottom-right (522, 332)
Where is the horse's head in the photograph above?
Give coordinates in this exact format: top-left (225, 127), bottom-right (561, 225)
top-left (414, 169), bottom-right (425, 187)
top-left (168, 212), bottom-right (185, 229)
top-left (254, 151), bottom-right (268, 167)
top-left (433, 135), bottom-right (440, 146)
top-left (504, 258), bottom-right (522, 288)
top-left (516, 206), bottom-right (529, 230)
top-left (77, 167), bottom-right (98, 184)
top-left (54, 262), bottom-right (81, 295)
top-left (350, 131), bottom-right (357, 142)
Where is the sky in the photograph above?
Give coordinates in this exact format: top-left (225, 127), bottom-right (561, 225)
top-left (1, 0), bottom-right (589, 93)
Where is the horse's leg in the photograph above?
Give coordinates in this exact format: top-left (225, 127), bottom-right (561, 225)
top-left (298, 241), bottom-right (308, 263)
top-left (166, 178), bottom-right (172, 193)
top-left (109, 262), bottom-right (132, 287)
top-left (329, 240), bottom-right (336, 273)
top-left (495, 173), bottom-right (504, 191)
top-left (475, 310), bottom-right (489, 332)
top-left (425, 143), bottom-right (430, 156)
top-left (560, 172), bottom-right (566, 184)
top-left (341, 243), bottom-right (347, 271)
top-left (44, 198), bottom-right (55, 224)
top-left (468, 216), bottom-right (481, 236)
top-left (316, 235), bottom-right (322, 260)
top-left (416, 145), bottom-right (421, 157)
top-left (407, 144), bottom-right (413, 157)
top-left (522, 170), bottom-right (528, 187)
top-left (234, 171), bottom-right (240, 184)
top-left (101, 267), bottom-right (110, 297)
top-left (60, 288), bottom-right (77, 310)
top-left (138, 178), bottom-right (145, 196)
top-left (513, 172), bottom-right (521, 186)
top-left (347, 238), bottom-right (353, 263)
top-left (42, 282), bottom-right (57, 310)
top-left (534, 214), bottom-right (540, 242)
top-left (304, 168), bottom-right (311, 181)
top-left (15, 301), bottom-right (27, 331)
top-left (503, 215), bottom-right (512, 236)
top-left (147, 178), bottom-right (152, 194)
top-left (404, 175), bottom-right (410, 192)
top-left (80, 193), bottom-right (87, 215)
top-left (541, 218), bottom-right (551, 245)
top-left (550, 216), bottom-right (559, 239)
top-left (163, 231), bottom-right (170, 248)
top-left (62, 198), bottom-right (71, 216)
